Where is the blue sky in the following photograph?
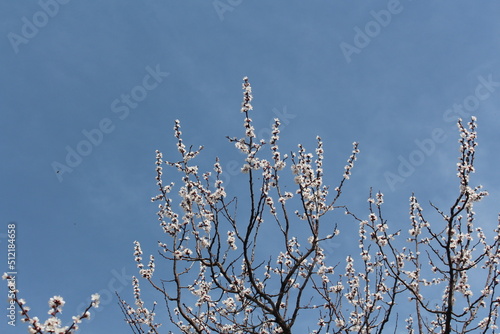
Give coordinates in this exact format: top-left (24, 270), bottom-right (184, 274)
top-left (1, 1), bottom-right (500, 333)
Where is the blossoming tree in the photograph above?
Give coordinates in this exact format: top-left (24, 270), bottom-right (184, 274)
top-left (2, 273), bottom-right (100, 334)
top-left (117, 77), bottom-right (500, 334)
top-left (8, 78), bottom-right (498, 334)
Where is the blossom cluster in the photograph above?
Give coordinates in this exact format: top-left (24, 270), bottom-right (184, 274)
top-left (2, 273), bottom-right (100, 334)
